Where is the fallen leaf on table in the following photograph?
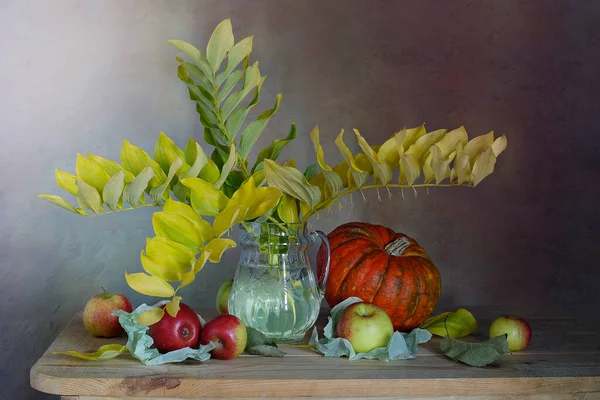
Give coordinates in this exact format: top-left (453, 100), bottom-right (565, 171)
top-left (440, 334), bottom-right (510, 367)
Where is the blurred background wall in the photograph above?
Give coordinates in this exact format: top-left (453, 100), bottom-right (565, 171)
top-left (1, 1), bottom-right (598, 398)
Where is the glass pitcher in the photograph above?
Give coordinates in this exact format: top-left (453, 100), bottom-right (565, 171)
top-left (228, 222), bottom-right (331, 343)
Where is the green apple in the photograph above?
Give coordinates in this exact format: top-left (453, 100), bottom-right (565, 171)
top-left (216, 279), bottom-right (233, 315)
top-left (489, 315), bottom-right (532, 351)
top-left (336, 302), bottom-right (394, 353)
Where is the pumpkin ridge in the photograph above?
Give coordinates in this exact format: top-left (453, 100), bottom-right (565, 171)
top-left (390, 257), bottom-right (420, 329)
top-left (337, 248), bottom-right (381, 300)
top-left (329, 235), bottom-right (371, 253)
top-left (371, 253), bottom-right (392, 303)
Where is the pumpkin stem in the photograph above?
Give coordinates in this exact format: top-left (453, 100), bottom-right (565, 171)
top-left (385, 237), bottom-right (411, 256)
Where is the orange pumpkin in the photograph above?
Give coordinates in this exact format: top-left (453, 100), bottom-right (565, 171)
top-left (317, 222), bottom-right (441, 331)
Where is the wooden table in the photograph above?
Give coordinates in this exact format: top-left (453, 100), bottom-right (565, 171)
top-left (30, 309), bottom-right (600, 399)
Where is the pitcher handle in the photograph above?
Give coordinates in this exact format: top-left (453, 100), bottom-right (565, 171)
top-left (309, 230), bottom-right (331, 295)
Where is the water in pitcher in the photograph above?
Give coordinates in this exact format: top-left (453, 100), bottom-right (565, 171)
top-left (228, 262), bottom-right (321, 343)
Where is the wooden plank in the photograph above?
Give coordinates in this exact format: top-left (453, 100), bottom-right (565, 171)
top-left (31, 310), bottom-right (600, 398)
top-left (62, 394), bottom-right (600, 400)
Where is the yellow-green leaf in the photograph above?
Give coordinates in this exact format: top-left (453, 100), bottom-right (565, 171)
top-left (206, 18), bottom-right (234, 73)
top-left (76, 153), bottom-right (111, 193)
top-left (215, 144), bottom-right (237, 189)
top-left (168, 39), bottom-right (213, 82)
top-left (221, 62), bottom-right (262, 119)
top-left (335, 129), bottom-right (369, 188)
top-left (454, 144), bottom-right (471, 184)
top-left (421, 308), bottom-right (478, 339)
top-left (213, 205), bottom-right (248, 237)
top-left (263, 159), bottom-right (321, 209)
top-left (228, 176), bottom-right (256, 208)
top-left (55, 169), bottom-right (78, 196)
top-left (239, 94), bottom-right (282, 158)
top-left (193, 249), bottom-right (212, 274)
top-left (53, 344), bottom-right (128, 361)
top-left (199, 159), bottom-right (220, 184)
top-left (76, 179), bottom-right (102, 214)
top-left (37, 194), bottom-right (81, 214)
top-left (125, 271), bottom-right (175, 297)
top-left (122, 166), bottom-right (154, 207)
top-left (152, 211), bottom-right (205, 251)
top-left (309, 126), bottom-right (332, 171)
top-left (377, 135), bottom-right (399, 166)
top-left (149, 157), bottom-right (184, 203)
top-left (471, 147), bottom-right (497, 186)
top-left (399, 124), bottom-right (427, 149)
top-left (433, 126), bottom-right (468, 158)
top-left (87, 154), bottom-right (135, 183)
top-left (204, 238), bottom-right (237, 263)
top-left (491, 135), bottom-right (508, 157)
top-left (136, 308), bottom-right (165, 326)
top-left (154, 132), bottom-right (188, 174)
top-left (277, 194), bottom-right (299, 223)
top-left (181, 140), bottom-right (209, 179)
top-left (354, 129), bottom-right (392, 185)
top-left (102, 171), bottom-right (125, 211)
top-left (145, 236), bottom-right (196, 265)
top-left (179, 268), bottom-right (196, 289)
top-left (429, 144), bottom-right (454, 184)
top-left (223, 36), bottom-right (253, 79)
top-left (120, 140), bottom-right (166, 188)
top-left (166, 296), bottom-right (182, 317)
top-left (180, 177), bottom-right (228, 216)
top-left (163, 199), bottom-right (214, 240)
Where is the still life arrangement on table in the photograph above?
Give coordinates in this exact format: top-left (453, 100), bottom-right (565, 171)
top-left (39, 19), bottom-right (530, 367)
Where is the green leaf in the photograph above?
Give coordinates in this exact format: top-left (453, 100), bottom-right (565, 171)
top-left (221, 62), bottom-right (261, 120)
top-left (322, 170), bottom-right (344, 197)
top-left (180, 177), bottom-right (228, 216)
top-left (37, 194), bottom-right (82, 215)
top-left (167, 40), bottom-right (213, 81)
top-left (216, 36), bottom-right (253, 87)
top-left (102, 171), bottom-right (125, 211)
top-left (120, 140), bottom-right (166, 189)
top-left (214, 144), bottom-right (237, 189)
top-left (76, 179), bottom-right (102, 214)
top-left (217, 69), bottom-right (244, 103)
top-left (76, 153), bottom-right (110, 193)
top-left (239, 94), bottom-right (282, 158)
top-left (55, 169), bottom-right (78, 196)
top-left (253, 123), bottom-right (297, 172)
top-left (154, 132), bottom-right (187, 174)
top-left (440, 334), bottom-right (510, 367)
top-left (246, 326), bottom-right (276, 347)
top-left (263, 159), bottom-right (321, 209)
top-left (149, 157), bottom-right (184, 203)
top-left (122, 166), bottom-right (154, 207)
top-left (245, 345), bottom-right (285, 358)
top-left (152, 211), bottom-right (205, 251)
top-left (180, 62), bottom-right (214, 95)
top-left (303, 164), bottom-right (319, 181)
top-left (206, 18), bottom-right (234, 73)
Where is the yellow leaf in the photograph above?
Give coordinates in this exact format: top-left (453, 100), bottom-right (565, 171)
top-left (405, 128), bottom-right (447, 163)
top-left (154, 132), bottom-right (188, 174)
top-left (491, 135), bottom-right (508, 157)
top-left (247, 187), bottom-right (282, 220)
top-left (395, 131), bottom-right (420, 185)
top-left (335, 129), bottom-right (369, 188)
top-left (398, 124), bottom-right (427, 149)
top-left (179, 268), bottom-right (196, 289)
top-left (136, 308), bottom-right (165, 326)
top-left (125, 271), bottom-right (175, 297)
top-left (76, 179), bottom-right (103, 214)
top-left (37, 194), bottom-right (80, 214)
top-left (213, 205), bottom-right (249, 237)
top-left (205, 238), bottom-right (237, 263)
top-left (454, 145), bottom-right (472, 184)
top-left (165, 296), bottom-right (182, 317)
top-left (333, 162), bottom-right (349, 187)
top-left (163, 199), bottom-right (214, 240)
top-left (463, 131), bottom-right (495, 161)
top-left (433, 126), bottom-right (468, 158)
top-left (228, 176), bottom-right (257, 209)
top-left (471, 147), bottom-right (497, 186)
top-left (309, 126), bottom-right (333, 171)
top-left (87, 154), bottom-right (136, 183)
top-left (354, 129), bottom-right (392, 185)
top-left (53, 344), bottom-right (128, 361)
top-left (152, 211), bottom-right (205, 251)
top-left (140, 250), bottom-right (186, 282)
top-left (428, 145), bottom-right (454, 184)
top-left (277, 194), bottom-right (299, 223)
top-left (193, 249), bottom-right (212, 273)
top-left (120, 139), bottom-right (167, 188)
top-left (421, 308), bottom-right (478, 338)
top-left (76, 153), bottom-right (111, 193)
top-left (55, 169), bottom-right (78, 196)
top-left (146, 236), bottom-right (195, 265)
top-left (377, 135), bottom-right (399, 166)
top-left (180, 177), bottom-right (228, 216)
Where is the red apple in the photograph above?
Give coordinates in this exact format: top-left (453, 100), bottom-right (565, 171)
top-left (148, 303), bottom-right (202, 353)
top-left (200, 315), bottom-right (247, 360)
top-left (216, 279), bottom-right (233, 315)
top-left (82, 289), bottom-right (132, 338)
top-left (336, 302), bottom-right (394, 353)
top-left (489, 315), bottom-right (532, 351)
